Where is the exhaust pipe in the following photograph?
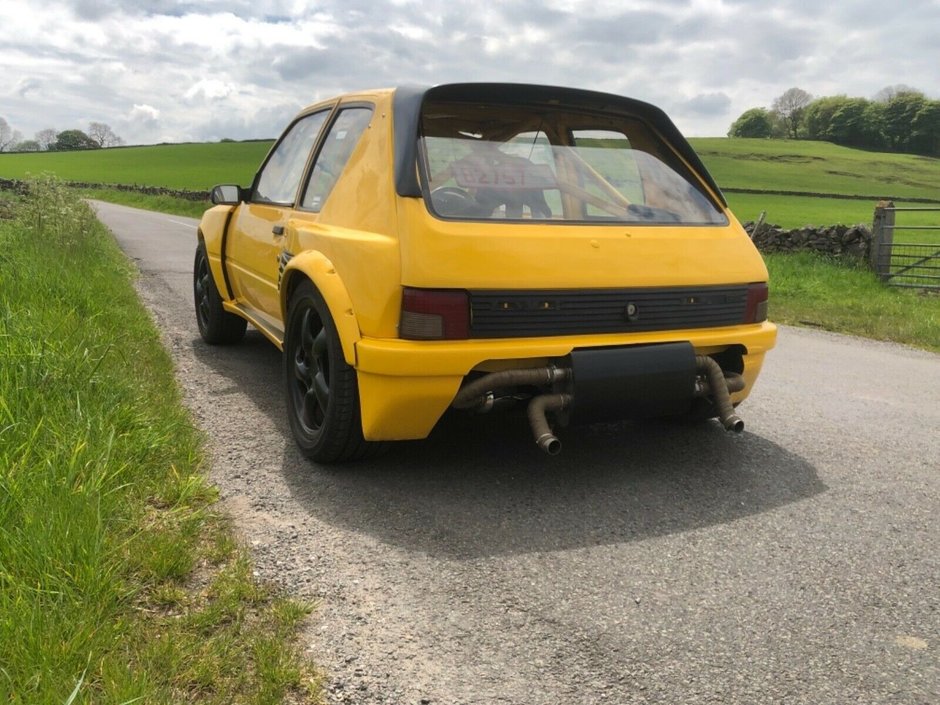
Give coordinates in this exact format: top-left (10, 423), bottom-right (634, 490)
top-left (696, 356), bottom-right (744, 433)
top-left (527, 393), bottom-right (572, 455)
top-left (451, 357), bottom-right (744, 453)
top-left (450, 366), bottom-right (573, 455)
top-left (451, 367), bottom-right (570, 410)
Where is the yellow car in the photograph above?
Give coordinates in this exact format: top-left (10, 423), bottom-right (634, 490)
top-left (194, 83), bottom-right (776, 462)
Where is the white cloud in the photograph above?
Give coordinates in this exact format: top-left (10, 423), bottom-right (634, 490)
top-left (0, 0), bottom-right (938, 144)
top-left (129, 103), bottom-right (160, 124)
top-left (184, 79), bottom-right (236, 103)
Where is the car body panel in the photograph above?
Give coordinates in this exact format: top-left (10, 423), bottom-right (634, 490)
top-left (227, 202), bottom-right (288, 319)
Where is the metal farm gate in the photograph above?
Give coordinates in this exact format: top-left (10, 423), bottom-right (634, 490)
top-left (871, 202), bottom-right (940, 290)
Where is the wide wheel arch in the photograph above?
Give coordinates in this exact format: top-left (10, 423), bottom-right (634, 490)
top-left (280, 252), bottom-right (361, 365)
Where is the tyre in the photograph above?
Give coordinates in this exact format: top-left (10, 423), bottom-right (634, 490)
top-left (284, 281), bottom-right (376, 463)
top-left (193, 244), bottom-right (247, 344)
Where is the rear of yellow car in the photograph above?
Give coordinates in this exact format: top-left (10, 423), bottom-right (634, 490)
top-left (350, 84), bottom-right (776, 454)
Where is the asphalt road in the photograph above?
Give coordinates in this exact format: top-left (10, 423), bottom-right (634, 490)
top-left (93, 200), bottom-right (939, 705)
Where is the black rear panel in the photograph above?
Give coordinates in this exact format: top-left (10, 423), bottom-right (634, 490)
top-left (469, 285), bottom-right (748, 338)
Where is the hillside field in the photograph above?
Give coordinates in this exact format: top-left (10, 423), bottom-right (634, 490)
top-left (0, 140), bottom-right (273, 191)
top-left (1, 137), bottom-right (938, 230)
top-left (689, 137), bottom-right (940, 202)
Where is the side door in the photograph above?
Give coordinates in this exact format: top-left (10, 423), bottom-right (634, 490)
top-left (226, 109), bottom-right (330, 327)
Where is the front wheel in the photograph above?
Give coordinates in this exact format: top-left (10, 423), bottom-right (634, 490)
top-left (193, 244), bottom-right (247, 344)
top-left (284, 281), bottom-right (376, 463)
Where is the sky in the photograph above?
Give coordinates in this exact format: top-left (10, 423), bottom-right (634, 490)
top-left (1, 0), bottom-right (939, 146)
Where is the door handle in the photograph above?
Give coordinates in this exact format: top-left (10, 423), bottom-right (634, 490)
top-left (272, 225), bottom-right (285, 236)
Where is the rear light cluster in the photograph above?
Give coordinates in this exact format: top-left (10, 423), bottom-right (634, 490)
top-left (400, 287), bottom-right (470, 339)
top-left (744, 282), bottom-right (769, 323)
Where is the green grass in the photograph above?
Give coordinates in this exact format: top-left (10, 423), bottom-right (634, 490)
top-left (690, 137), bottom-right (940, 202)
top-left (765, 252), bottom-right (940, 351)
top-left (0, 141), bottom-right (273, 190)
top-left (0, 177), bottom-right (320, 704)
top-left (78, 187), bottom-right (210, 218)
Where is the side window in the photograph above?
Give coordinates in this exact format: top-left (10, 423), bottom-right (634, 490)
top-left (254, 111), bottom-right (329, 205)
top-left (301, 107), bottom-right (373, 212)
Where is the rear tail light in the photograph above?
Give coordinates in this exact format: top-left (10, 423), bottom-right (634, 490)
top-left (400, 287), bottom-right (470, 339)
top-left (744, 282), bottom-right (769, 323)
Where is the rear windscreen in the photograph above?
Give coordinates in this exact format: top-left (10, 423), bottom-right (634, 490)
top-left (419, 101), bottom-right (727, 225)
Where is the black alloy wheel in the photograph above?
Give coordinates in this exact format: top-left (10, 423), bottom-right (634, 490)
top-left (193, 244), bottom-right (247, 344)
top-left (284, 281), bottom-right (375, 463)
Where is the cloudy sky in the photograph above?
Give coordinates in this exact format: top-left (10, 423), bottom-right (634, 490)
top-left (2, 0), bottom-right (938, 145)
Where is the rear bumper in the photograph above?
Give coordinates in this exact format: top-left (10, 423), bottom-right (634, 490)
top-left (354, 322), bottom-right (777, 440)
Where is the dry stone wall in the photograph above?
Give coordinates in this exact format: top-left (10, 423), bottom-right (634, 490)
top-left (743, 221), bottom-right (872, 260)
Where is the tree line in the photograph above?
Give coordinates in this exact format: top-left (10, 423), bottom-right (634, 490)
top-left (727, 85), bottom-right (940, 157)
top-left (0, 119), bottom-right (124, 152)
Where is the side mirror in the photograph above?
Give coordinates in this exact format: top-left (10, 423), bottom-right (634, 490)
top-left (210, 184), bottom-right (245, 205)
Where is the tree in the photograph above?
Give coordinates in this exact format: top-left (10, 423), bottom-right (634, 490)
top-left (873, 84), bottom-right (922, 103)
top-left (728, 108), bottom-right (773, 138)
top-left (911, 100), bottom-right (940, 156)
top-left (802, 96), bottom-right (847, 141)
top-left (861, 101), bottom-right (887, 151)
top-left (35, 128), bottom-right (57, 151)
top-left (827, 97), bottom-right (873, 148)
top-left (0, 117), bottom-right (17, 152)
top-left (52, 129), bottom-right (99, 151)
top-left (882, 92), bottom-right (927, 151)
top-left (88, 122), bottom-right (124, 148)
top-left (13, 139), bottom-right (40, 152)
top-left (771, 87), bottom-right (812, 139)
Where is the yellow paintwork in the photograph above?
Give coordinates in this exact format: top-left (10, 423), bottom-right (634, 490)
top-left (198, 87), bottom-right (777, 442)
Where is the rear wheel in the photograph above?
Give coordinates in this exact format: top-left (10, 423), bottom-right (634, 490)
top-left (284, 281), bottom-right (376, 463)
top-left (193, 244), bottom-right (247, 344)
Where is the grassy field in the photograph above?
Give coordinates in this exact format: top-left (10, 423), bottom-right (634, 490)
top-left (0, 181), bottom-right (320, 704)
top-left (3, 135), bottom-right (938, 201)
top-left (724, 192), bottom-right (940, 236)
top-left (0, 140), bottom-right (273, 190)
top-left (690, 137), bottom-right (940, 202)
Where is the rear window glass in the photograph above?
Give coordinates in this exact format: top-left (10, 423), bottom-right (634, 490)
top-left (419, 101), bottom-right (726, 225)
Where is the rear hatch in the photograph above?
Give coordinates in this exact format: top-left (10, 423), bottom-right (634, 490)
top-left (395, 84), bottom-right (768, 336)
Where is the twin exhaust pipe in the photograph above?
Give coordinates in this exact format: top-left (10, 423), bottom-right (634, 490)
top-left (451, 357), bottom-right (745, 455)
top-left (451, 367), bottom-right (572, 455)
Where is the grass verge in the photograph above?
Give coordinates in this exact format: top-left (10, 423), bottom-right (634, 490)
top-left (0, 176), bottom-right (321, 704)
top-left (766, 251), bottom-right (940, 352)
top-left (77, 187), bottom-right (210, 219)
